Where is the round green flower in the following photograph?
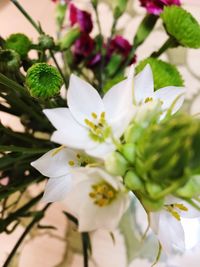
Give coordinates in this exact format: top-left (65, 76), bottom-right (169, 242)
top-left (5, 33), bottom-right (32, 58)
top-left (26, 63), bottom-right (63, 99)
top-left (136, 57), bottom-right (184, 90)
top-left (0, 49), bottom-right (20, 72)
top-left (161, 6), bottom-right (200, 48)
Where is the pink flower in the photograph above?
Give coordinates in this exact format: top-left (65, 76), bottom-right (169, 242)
top-left (139, 0), bottom-right (181, 15)
top-left (69, 3), bottom-right (93, 33)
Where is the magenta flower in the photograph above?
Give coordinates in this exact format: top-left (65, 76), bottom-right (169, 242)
top-left (139, 0), bottom-right (181, 15)
top-left (108, 35), bottom-right (136, 64)
top-left (69, 3), bottom-right (93, 33)
top-left (73, 33), bottom-right (95, 63)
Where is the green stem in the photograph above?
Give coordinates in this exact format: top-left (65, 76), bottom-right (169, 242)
top-left (81, 232), bottom-right (89, 267)
top-left (0, 146), bottom-right (50, 154)
top-left (151, 37), bottom-right (178, 58)
top-left (2, 203), bottom-right (50, 267)
top-left (10, 0), bottom-right (43, 34)
top-left (49, 49), bottom-right (68, 89)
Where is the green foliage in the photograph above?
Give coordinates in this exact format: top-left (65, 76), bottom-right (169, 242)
top-left (0, 49), bottom-right (20, 72)
top-left (161, 6), bottom-right (200, 48)
top-left (136, 57), bottom-right (184, 90)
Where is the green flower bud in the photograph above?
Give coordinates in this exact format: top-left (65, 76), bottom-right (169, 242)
top-left (38, 34), bottom-right (54, 49)
top-left (0, 49), bottom-right (20, 72)
top-left (124, 171), bottom-right (143, 190)
top-left (121, 143), bottom-right (135, 164)
top-left (141, 197), bottom-right (164, 212)
top-left (176, 175), bottom-right (200, 198)
top-left (136, 57), bottom-right (184, 90)
top-left (131, 113), bottom-right (200, 199)
top-left (59, 28), bottom-right (81, 50)
top-left (161, 6), bottom-right (200, 48)
top-left (145, 183), bottom-right (163, 198)
top-left (55, 3), bottom-right (67, 29)
top-left (25, 63), bottom-right (63, 99)
top-left (105, 151), bottom-right (128, 176)
top-left (114, 0), bottom-right (128, 18)
top-left (5, 33), bottom-right (31, 58)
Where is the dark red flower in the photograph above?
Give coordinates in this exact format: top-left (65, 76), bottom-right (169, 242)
top-left (69, 3), bottom-right (93, 33)
top-left (73, 33), bottom-right (94, 59)
top-left (139, 0), bottom-right (181, 15)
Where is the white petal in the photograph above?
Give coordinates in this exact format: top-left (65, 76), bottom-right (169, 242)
top-left (42, 174), bottom-right (72, 202)
top-left (134, 64), bottom-right (154, 104)
top-left (86, 141), bottom-right (115, 159)
top-left (78, 193), bottom-right (130, 232)
top-left (157, 211), bottom-right (185, 253)
top-left (51, 130), bottom-right (95, 150)
top-left (150, 212), bottom-right (160, 234)
top-left (43, 108), bottom-right (69, 130)
top-left (103, 78), bottom-right (132, 123)
top-left (67, 74), bottom-right (104, 125)
top-left (31, 148), bottom-right (77, 178)
top-left (153, 86), bottom-right (185, 114)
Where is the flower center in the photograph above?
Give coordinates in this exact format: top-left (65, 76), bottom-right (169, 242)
top-left (89, 182), bottom-right (117, 207)
top-left (144, 97), bottom-right (153, 103)
top-left (165, 203), bottom-right (188, 221)
top-left (84, 112), bottom-right (111, 143)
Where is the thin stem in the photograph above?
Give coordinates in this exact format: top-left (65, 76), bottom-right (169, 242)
top-left (81, 233), bottom-right (89, 267)
top-left (49, 49), bottom-right (68, 89)
top-left (151, 242), bottom-right (162, 267)
top-left (0, 146), bottom-right (50, 154)
top-left (151, 37), bottom-right (178, 58)
top-left (10, 0), bottom-right (43, 34)
top-left (2, 203), bottom-right (50, 267)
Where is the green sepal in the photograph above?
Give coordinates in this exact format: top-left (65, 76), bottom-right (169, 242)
top-left (176, 175), bottom-right (200, 198)
top-left (59, 28), bottom-right (81, 50)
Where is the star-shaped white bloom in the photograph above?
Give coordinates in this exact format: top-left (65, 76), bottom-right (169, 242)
top-left (150, 196), bottom-right (200, 254)
top-left (64, 167), bottom-right (130, 232)
top-left (129, 64), bottom-right (186, 117)
top-left (43, 73), bottom-right (134, 159)
top-left (31, 147), bottom-right (79, 202)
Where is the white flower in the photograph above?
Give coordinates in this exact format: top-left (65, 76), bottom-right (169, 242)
top-left (64, 167), bottom-right (130, 232)
top-left (43, 72), bottom-right (134, 159)
top-left (150, 196), bottom-right (200, 254)
top-left (129, 64), bottom-right (186, 117)
top-left (31, 147), bottom-right (79, 202)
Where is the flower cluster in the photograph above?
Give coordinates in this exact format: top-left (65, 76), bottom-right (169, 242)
top-left (30, 64), bottom-right (200, 254)
top-left (139, 0), bottom-right (181, 15)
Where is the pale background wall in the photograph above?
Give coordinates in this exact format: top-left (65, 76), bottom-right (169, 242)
top-left (0, 0), bottom-right (200, 267)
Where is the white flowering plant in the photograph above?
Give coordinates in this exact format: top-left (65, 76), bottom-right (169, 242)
top-left (0, 0), bottom-right (200, 266)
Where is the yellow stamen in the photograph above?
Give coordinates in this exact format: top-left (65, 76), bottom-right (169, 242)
top-left (144, 97), bottom-right (153, 103)
top-left (68, 160), bottom-right (75, 166)
top-left (91, 112), bottom-right (97, 119)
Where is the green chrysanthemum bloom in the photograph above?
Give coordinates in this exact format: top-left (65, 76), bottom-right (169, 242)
top-left (26, 63), bottom-right (63, 99)
top-left (136, 57), bottom-right (184, 90)
top-left (161, 6), bottom-right (200, 48)
top-left (0, 49), bottom-right (20, 72)
top-left (5, 33), bottom-right (32, 58)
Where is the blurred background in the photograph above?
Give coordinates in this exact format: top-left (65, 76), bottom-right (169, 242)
top-left (0, 0), bottom-right (200, 266)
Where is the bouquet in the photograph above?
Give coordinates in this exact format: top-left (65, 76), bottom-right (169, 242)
top-left (0, 0), bottom-right (200, 266)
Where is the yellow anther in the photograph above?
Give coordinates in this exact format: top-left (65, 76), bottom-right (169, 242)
top-left (91, 112), bottom-right (97, 119)
top-left (68, 160), bottom-right (75, 166)
top-left (76, 154), bottom-right (81, 159)
top-left (174, 203), bottom-right (188, 211)
top-left (89, 182), bottom-right (116, 207)
top-left (144, 97), bottom-right (153, 103)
